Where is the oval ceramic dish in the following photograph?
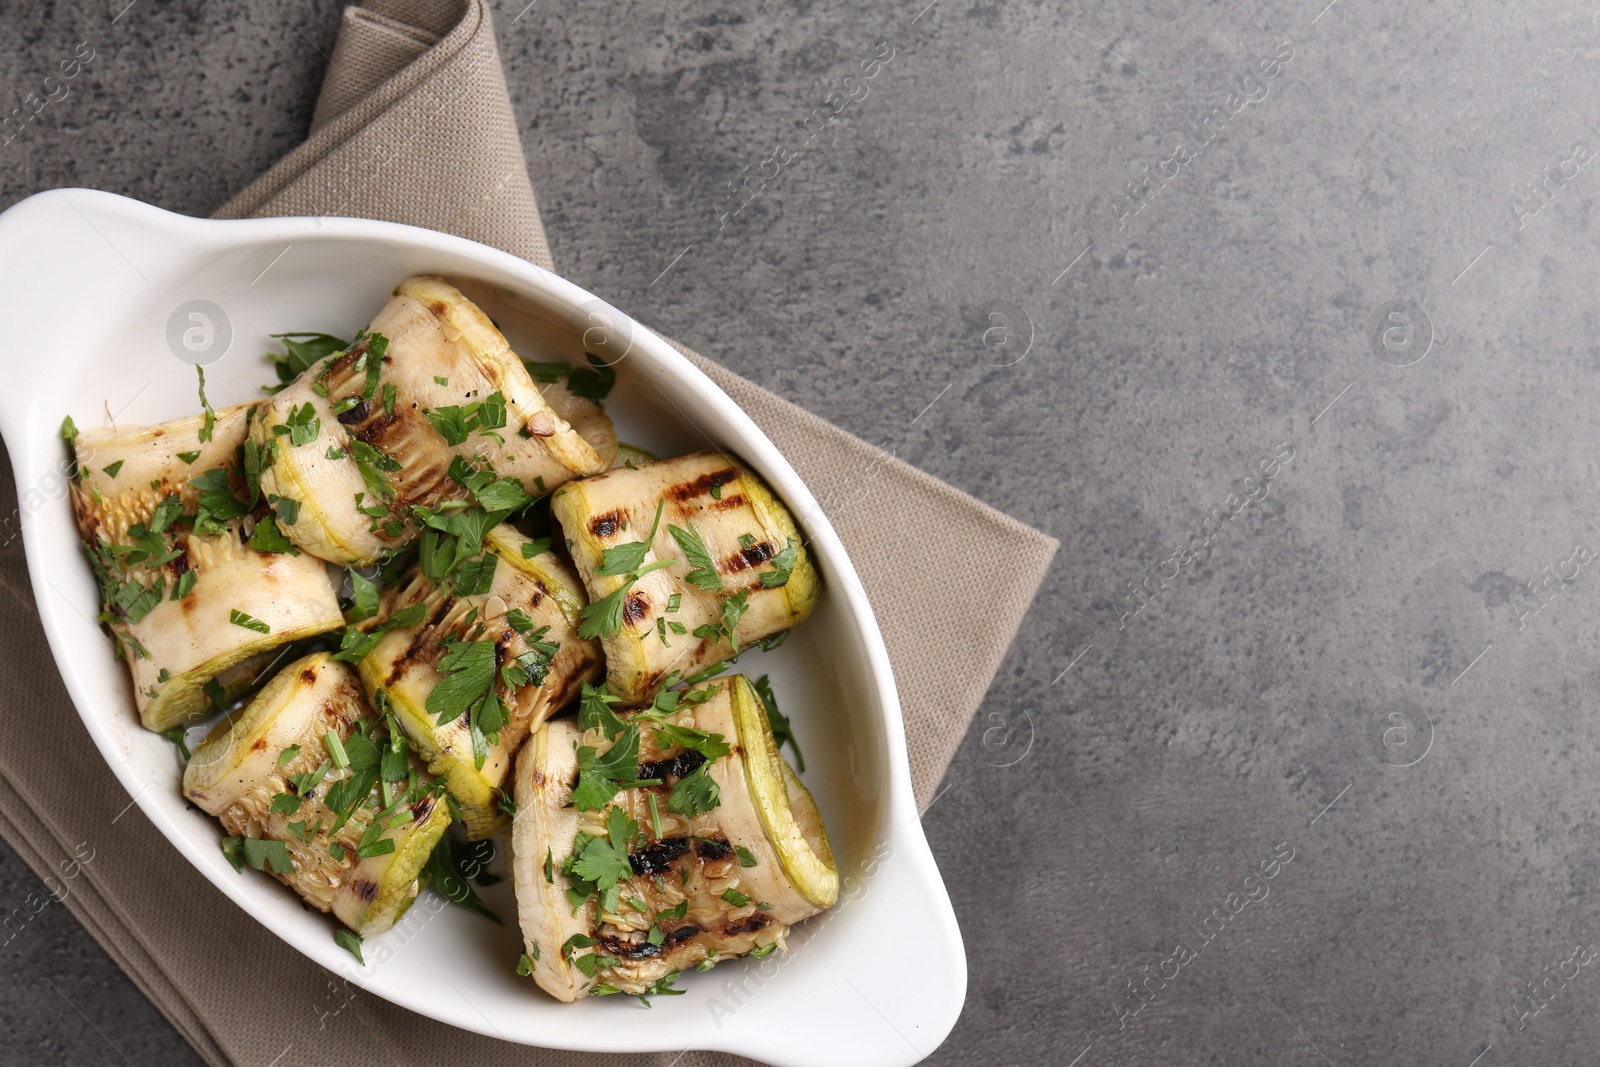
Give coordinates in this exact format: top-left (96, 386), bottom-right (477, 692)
top-left (0, 190), bottom-right (965, 1066)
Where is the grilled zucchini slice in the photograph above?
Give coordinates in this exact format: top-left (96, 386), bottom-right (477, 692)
top-left (69, 405), bottom-right (344, 731)
top-left (549, 451), bottom-right (818, 705)
top-left (183, 653), bottom-right (451, 935)
top-left (357, 525), bottom-right (601, 839)
top-left (511, 674), bottom-right (835, 1002)
top-left (251, 276), bottom-right (615, 565)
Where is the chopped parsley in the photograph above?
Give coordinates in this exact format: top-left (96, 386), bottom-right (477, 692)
top-left (692, 589), bottom-right (749, 652)
top-left (596, 499), bottom-right (664, 577)
top-left (453, 552), bottom-right (499, 597)
top-left (268, 792), bottom-right (302, 816)
top-left (347, 568), bottom-right (380, 623)
top-left (668, 763), bottom-right (719, 816)
top-left (567, 352), bottom-right (617, 400)
top-left (176, 450), bottom-right (201, 464)
top-left (189, 467), bottom-right (249, 536)
top-left (334, 928), bottom-right (364, 963)
top-left (759, 538), bottom-right (800, 588)
top-left (577, 559), bottom-right (674, 640)
top-left (329, 600), bottom-right (426, 663)
top-left (425, 640), bottom-right (509, 770)
top-left (249, 515), bottom-right (296, 554)
top-left (571, 723), bottom-right (641, 812)
top-left (427, 390), bottom-right (509, 446)
top-left (195, 366), bottom-right (216, 443)
top-left (267, 332), bottom-right (350, 393)
top-left (160, 727), bottom-right (191, 761)
top-left (240, 837), bottom-right (293, 875)
top-left (571, 806), bottom-right (638, 889)
top-left (102, 460), bottom-right (124, 479)
top-left (668, 522), bottom-right (722, 591)
top-left (273, 402), bottom-right (320, 447)
top-left (229, 609), bottom-right (270, 634)
top-left (268, 495), bottom-right (300, 525)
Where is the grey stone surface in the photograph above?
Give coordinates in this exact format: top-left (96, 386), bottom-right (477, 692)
top-left (2, 0), bottom-right (1599, 1063)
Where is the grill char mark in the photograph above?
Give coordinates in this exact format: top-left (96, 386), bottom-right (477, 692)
top-left (665, 468), bottom-right (740, 503)
top-left (636, 750), bottom-right (706, 784)
top-left (724, 541), bottom-right (773, 573)
top-left (629, 837), bottom-right (690, 877)
top-left (623, 592), bottom-right (650, 624)
top-left (723, 912), bottom-right (771, 936)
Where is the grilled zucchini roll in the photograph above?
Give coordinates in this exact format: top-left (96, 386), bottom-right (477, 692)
top-left (183, 653), bottom-right (451, 935)
top-left (512, 674), bottom-right (836, 1002)
top-left (251, 276), bottom-right (615, 566)
top-left (357, 525), bottom-right (602, 840)
top-left (549, 451), bottom-right (819, 705)
top-left (69, 405), bottom-right (345, 732)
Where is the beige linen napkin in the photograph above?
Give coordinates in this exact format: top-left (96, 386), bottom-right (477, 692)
top-left (0, 1), bottom-right (1056, 1064)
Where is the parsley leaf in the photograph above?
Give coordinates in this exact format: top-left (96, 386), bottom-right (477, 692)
top-left (102, 460), bottom-right (124, 479)
top-left (269, 494), bottom-right (300, 525)
top-left (425, 640), bottom-right (508, 770)
top-left (667, 763), bottom-right (720, 816)
top-left (572, 806), bottom-right (638, 888)
top-left (423, 833), bottom-right (503, 924)
top-left (578, 559), bottom-right (674, 640)
top-left (347, 568), bottom-right (379, 623)
top-left (267, 332), bottom-right (349, 392)
top-left (567, 352), bottom-right (617, 400)
top-left (448, 456), bottom-right (533, 514)
top-left (241, 837), bottom-right (294, 875)
top-left (596, 499), bottom-right (664, 577)
top-left (229, 609), bottom-right (270, 634)
top-left (453, 552), bottom-right (498, 596)
top-left (189, 467), bottom-right (249, 536)
top-left (196, 366), bottom-right (216, 444)
top-left (428, 405), bottom-right (470, 445)
top-left (148, 493), bottom-right (183, 534)
top-left (249, 515), bottom-right (296, 554)
top-left (692, 590), bottom-right (749, 652)
top-left (649, 721), bottom-right (731, 762)
top-left (334, 927), bottom-right (364, 963)
top-left (572, 727), bottom-right (641, 811)
top-left (577, 681), bottom-right (627, 740)
top-left (273, 402), bottom-right (320, 447)
top-left (759, 538), bottom-right (800, 588)
top-left (669, 522), bottom-right (722, 591)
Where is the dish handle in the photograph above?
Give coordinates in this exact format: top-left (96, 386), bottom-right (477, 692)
top-left (0, 188), bottom-right (196, 437)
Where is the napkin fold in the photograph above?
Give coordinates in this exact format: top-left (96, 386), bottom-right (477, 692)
top-left (0, 2), bottom-right (1056, 1064)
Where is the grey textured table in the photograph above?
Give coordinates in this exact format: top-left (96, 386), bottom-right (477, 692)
top-left (2, 0), bottom-right (1596, 1064)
